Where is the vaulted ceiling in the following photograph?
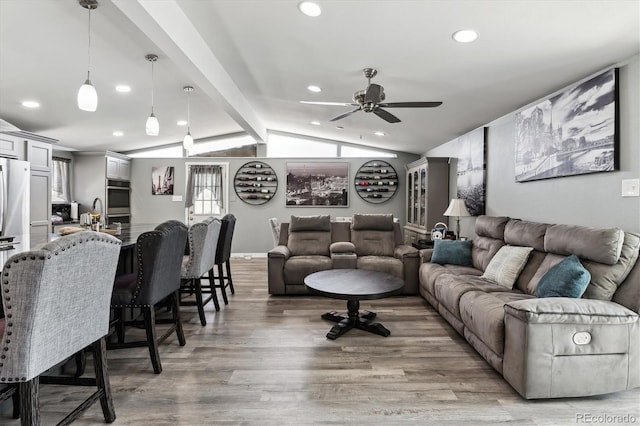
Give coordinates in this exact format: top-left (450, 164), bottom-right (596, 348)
top-left (1, 0), bottom-right (638, 155)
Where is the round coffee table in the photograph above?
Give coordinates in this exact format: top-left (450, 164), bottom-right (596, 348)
top-left (304, 269), bottom-right (404, 340)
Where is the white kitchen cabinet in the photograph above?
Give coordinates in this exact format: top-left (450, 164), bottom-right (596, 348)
top-left (106, 155), bottom-right (131, 180)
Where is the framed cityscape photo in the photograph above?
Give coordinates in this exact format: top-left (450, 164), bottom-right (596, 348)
top-left (455, 127), bottom-right (486, 216)
top-left (152, 166), bottom-right (175, 195)
top-left (515, 68), bottom-right (619, 182)
top-left (286, 161), bottom-right (349, 207)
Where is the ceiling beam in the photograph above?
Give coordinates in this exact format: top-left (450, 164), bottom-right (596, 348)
top-left (112, 0), bottom-right (266, 143)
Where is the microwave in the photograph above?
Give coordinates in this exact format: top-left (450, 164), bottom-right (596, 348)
top-left (106, 179), bottom-right (131, 216)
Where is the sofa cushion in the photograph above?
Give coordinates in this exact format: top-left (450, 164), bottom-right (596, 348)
top-left (356, 256), bottom-right (403, 278)
top-left (351, 213), bottom-right (394, 231)
top-left (460, 291), bottom-right (534, 356)
top-left (351, 230), bottom-right (395, 257)
top-left (284, 256), bottom-right (332, 285)
top-left (288, 231), bottom-right (331, 256)
top-left (536, 255), bottom-right (591, 298)
top-left (514, 250), bottom-right (547, 295)
top-left (475, 215), bottom-right (510, 240)
top-left (419, 262), bottom-right (482, 300)
top-left (471, 236), bottom-right (505, 271)
top-left (481, 246), bottom-right (534, 289)
top-left (289, 215), bottom-right (331, 232)
top-left (434, 275), bottom-right (508, 320)
top-left (431, 239), bottom-right (473, 266)
top-left (544, 224), bottom-right (624, 265)
top-left (504, 220), bottom-right (548, 251)
top-left (522, 253), bottom-right (565, 295)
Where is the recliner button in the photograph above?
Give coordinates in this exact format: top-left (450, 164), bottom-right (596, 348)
top-left (573, 331), bottom-right (592, 345)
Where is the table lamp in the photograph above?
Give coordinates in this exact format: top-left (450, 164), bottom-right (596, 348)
top-left (443, 198), bottom-right (471, 239)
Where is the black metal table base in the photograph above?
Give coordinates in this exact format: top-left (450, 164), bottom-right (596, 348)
top-left (320, 299), bottom-right (391, 340)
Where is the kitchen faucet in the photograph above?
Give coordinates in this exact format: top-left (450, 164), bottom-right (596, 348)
top-left (92, 197), bottom-right (103, 219)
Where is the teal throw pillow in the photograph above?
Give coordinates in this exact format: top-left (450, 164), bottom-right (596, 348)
top-left (536, 255), bottom-right (591, 298)
top-left (431, 239), bottom-right (473, 266)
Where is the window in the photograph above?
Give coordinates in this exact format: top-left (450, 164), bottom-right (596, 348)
top-left (185, 163), bottom-right (228, 224)
top-left (128, 145), bottom-right (184, 158)
top-left (52, 157), bottom-right (71, 202)
top-left (341, 145), bottom-right (396, 158)
top-left (267, 133), bottom-right (337, 157)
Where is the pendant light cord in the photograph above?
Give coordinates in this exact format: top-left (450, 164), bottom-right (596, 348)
top-left (151, 59), bottom-right (155, 114)
top-left (187, 89), bottom-right (191, 132)
top-left (87, 7), bottom-right (92, 79)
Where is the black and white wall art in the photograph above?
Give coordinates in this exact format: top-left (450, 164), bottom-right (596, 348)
top-left (456, 127), bottom-right (486, 216)
top-left (286, 161), bottom-right (349, 206)
top-left (515, 68), bottom-right (619, 182)
top-left (152, 166), bottom-right (175, 195)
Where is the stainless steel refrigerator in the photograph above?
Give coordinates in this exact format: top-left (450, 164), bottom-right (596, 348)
top-left (0, 158), bottom-right (30, 248)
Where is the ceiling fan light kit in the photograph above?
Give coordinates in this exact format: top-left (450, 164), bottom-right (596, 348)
top-left (77, 0), bottom-right (99, 112)
top-left (301, 68), bottom-right (442, 124)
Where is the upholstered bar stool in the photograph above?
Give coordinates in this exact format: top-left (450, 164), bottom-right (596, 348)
top-left (213, 214), bottom-right (236, 304)
top-left (109, 220), bottom-right (188, 374)
top-left (0, 231), bottom-right (121, 425)
top-left (180, 217), bottom-right (221, 326)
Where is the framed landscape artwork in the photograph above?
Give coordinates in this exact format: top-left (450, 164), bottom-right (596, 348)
top-left (286, 161), bottom-right (349, 207)
top-left (455, 127), bottom-right (486, 216)
top-left (152, 166), bottom-right (175, 195)
top-left (515, 68), bottom-right (619, 182)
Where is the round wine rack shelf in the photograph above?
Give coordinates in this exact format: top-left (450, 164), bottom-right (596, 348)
top-left (354, 160), bottom-right (399, 204)
top-left (234, 161), bottom-right (277, 205)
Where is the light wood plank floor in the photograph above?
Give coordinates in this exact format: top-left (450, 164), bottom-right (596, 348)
top-left (2, 258), bottom-right (639, 425)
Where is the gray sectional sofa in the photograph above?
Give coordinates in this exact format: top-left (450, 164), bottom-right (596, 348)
top-left (419, 215), bottom-right (640, 399)
top-left (268, 214), bottom-right (420, 295)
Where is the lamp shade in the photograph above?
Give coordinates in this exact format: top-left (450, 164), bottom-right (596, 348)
top-left (146, 113), bottom-right (159, 136)
top-left (77, 79), bottom-right (98, 112)
top-left (183, 131), bottom-right (194, 150)
top-left (443, 198), bottom-right (471, 217)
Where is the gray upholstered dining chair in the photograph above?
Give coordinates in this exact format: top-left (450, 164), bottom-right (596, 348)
top-left (0, 231), bottom-right (121, 425)
top-left (109, 220), bottom-right (188, 374)
top-left (213, 214), bottom-right (236, 304)
top-left (180, 217), bottom-right (222, 326)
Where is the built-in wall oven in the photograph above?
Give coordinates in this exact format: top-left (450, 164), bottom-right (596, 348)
top-left (106, 179), bottom-right (130, 224)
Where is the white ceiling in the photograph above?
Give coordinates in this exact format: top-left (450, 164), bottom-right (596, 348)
top-left (1, 0), bottom-right (638, 155)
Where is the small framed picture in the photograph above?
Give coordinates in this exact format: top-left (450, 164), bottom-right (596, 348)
top-left (152, 166), bottom-right (175, 195)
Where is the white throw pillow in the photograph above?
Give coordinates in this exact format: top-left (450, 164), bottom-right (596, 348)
top-left (481, 245), bottom-right (534, 289)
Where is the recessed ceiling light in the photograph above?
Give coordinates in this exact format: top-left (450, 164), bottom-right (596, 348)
top-left (307, 85), bottom-right (322, 93)
top-left (335, 126), bottom-right (344, 130)
top-left (374, 131), bottom-right (385, 136)
top-left (177, 120), bottom-right (188, 126)
top-left (112, 131), bottom-right (124, 137)
top-left (115, 85), bottom-right (131, 93)
top-left (21, 100), bottom-right (40, 108)
top-left (310, 121), bottom-right (321, 126)
top-left (452, 29), bottom-right (478, 43)
top-left (298, 1), bottom-right (321, 17)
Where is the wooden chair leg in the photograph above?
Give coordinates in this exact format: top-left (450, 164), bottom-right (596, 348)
top-left (116, 307), bottom-right (126, 344)
top-left (172, 291), bottom-right (187, 346)
top-left (74, 350), bottom-right (86, 377)
top-left (92, 337), bottom-right (116, 423)
top-left (143, 307), bottom-right (162, 374)
top-left (226, 259), bottom-right (235, 295)
top-left (217, 263), bottom-right (229, 305)
top-left (19, 378), bottom-right (39, 426)
top-left (11, 385), bottom-right (19, 419)
top-left (207, 269), bottom-right (221, 311)
top-left (194, 278), bottom-right (207, 326)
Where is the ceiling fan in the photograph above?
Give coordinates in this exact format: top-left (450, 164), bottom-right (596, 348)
top-left (300, 68), bottom-right (442, 123)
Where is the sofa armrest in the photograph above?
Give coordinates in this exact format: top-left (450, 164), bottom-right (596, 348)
top-left (503, 297), bottom-right (639, 399)
top-left (330, 241), bottom-right (355, 255)
top-left (268, 245), bottom-right (290, 260)
top-left (419, 248), bottom-right (434, 263)
top-left (394, 244), bottom-right (418, 260)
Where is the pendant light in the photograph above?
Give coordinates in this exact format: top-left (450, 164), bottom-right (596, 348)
top-left (77, 0), bottom-right (98, 112)
top-left (145, 54), bottom-right (159, 136)
top-left (183, 86), bottom-right (194, 150)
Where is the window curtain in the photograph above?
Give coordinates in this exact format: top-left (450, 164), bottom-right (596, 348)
top-left (185, 164), bottom-right (223, 208)
top-left (52, 157), bottom-right (71, 202)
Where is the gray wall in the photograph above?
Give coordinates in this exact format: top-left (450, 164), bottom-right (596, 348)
top-left (130, 153), bottom-right (418, 253)
top-left (427, 55), bottom-right (640, 237)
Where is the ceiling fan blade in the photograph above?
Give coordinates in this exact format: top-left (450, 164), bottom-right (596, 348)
top-left (378, 101), bottom-right (443, 108)
top-left (364, 83), bottom-right (383, 103)
top-left (329, 108), bottom-right (361, 122)
top-left (373, 108), bottom-right (401, 123)
top-left (300, 101), bottom-right (357, 106)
